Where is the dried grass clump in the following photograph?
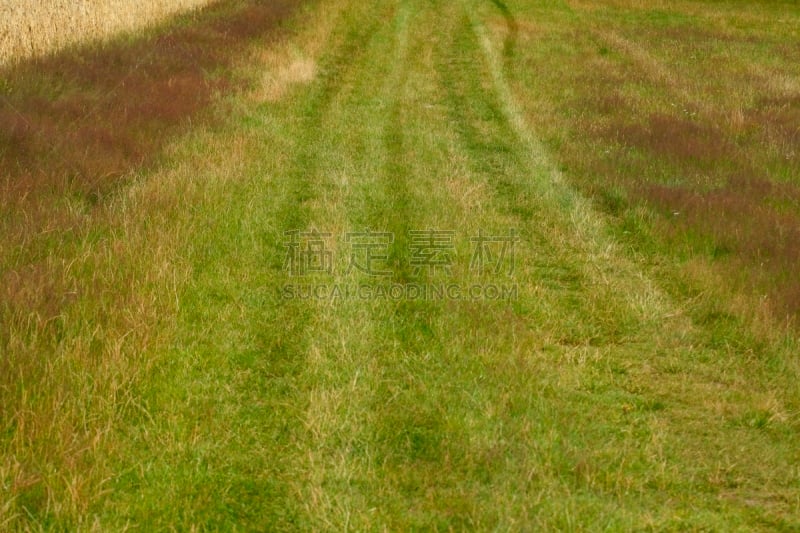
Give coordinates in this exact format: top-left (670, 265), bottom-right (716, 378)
top-left (0, 0), bottom-right (214, 66)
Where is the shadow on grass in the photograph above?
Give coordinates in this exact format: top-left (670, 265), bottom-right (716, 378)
top-left (0, 0), bottom-right (300, 204)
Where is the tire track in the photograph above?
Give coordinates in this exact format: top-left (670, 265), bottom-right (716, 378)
top-left (99, 5), bottom-right (389, 528)
top-left (462, 0), bottom-right (689, 337)
top-left (490, 0), bottom-right (519, 62)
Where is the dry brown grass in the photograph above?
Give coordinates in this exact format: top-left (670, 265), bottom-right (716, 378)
top-left (248, 0), bottom-right (353, 103)
top-left (0, 0), bottom-right (216, 66)
top-left (257, 55), bottom-right (317, 101)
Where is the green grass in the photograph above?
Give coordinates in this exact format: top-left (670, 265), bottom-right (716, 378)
top-left (2, 0), bottom-right (800, 530)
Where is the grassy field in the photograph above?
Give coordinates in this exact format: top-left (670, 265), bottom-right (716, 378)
top-left (1, 0), bottom-right (799, 530)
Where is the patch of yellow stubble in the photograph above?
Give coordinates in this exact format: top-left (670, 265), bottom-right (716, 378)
top-left (0, 0), bottom-right (212, 66)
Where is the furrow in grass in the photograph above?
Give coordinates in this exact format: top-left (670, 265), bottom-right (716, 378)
top-left (436, 9), bottom-right (635, 351)
top-left (283, 1), bottom-right (428, 527)
top-left (272, 0), bottom-right (387, 234)
top-left (461, 0), bottom-right (695, 345)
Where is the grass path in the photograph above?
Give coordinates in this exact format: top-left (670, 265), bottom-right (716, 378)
top-left (105, 0), bottom-right (799, 529)
top-left (4, 0), bottom-right (799, 530)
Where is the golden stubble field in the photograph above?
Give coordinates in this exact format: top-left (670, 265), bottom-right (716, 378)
top-left (0, 0), bottom-right (215, 65)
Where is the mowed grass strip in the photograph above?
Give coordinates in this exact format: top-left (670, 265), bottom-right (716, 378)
top-left (93, 0), bottom-right (393, 529)
top-left (270, 0), bottom-right (798, 527)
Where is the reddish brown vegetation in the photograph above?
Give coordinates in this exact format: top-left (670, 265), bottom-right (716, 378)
top-left (753, 95), bottom-right (800, 156)
top-left (650, 200), bottom-right (800, 317)
top-left (551, 19), bottom-right (800, 321)
top-left (0, 0), bottom-right (300, 345)
top-left (600, 106), bottom-right (800, 318)
top-left (611, 113), bottom-right (734, 169)
top-left (0, 0), bottom-right (298, 203)
top-left (554, 23), bottom-right (800, 320)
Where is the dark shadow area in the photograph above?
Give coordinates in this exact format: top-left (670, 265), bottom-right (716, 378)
top-left (0, 0), bottom-right (301, 204)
